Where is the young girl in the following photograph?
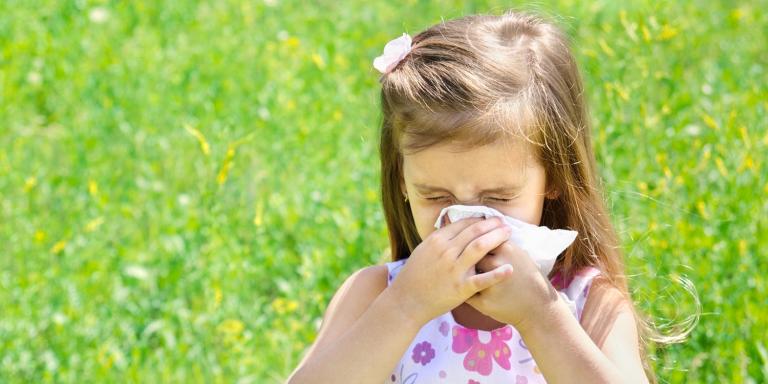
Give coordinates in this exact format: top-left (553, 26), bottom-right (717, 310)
top-left (289, 10), bottom-right (652, 384)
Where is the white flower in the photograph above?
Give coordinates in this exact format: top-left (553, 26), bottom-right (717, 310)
top-left (89, 7), bottom-right (109, 24)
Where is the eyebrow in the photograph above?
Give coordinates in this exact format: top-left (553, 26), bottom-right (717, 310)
top-left (413, 183), bottom-right (522, 194)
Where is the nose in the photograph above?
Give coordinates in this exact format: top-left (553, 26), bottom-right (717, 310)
top-left (441, 199), bottom-right (487, 226)
top-left (454, 197), bottom-right (483, 206)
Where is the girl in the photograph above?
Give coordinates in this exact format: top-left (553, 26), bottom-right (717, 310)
top-left (289, 10), bottom-right (653, 384)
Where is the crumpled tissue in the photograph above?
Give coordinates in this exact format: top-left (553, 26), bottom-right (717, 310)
top-left (433, 204), bottom-right (578, 277)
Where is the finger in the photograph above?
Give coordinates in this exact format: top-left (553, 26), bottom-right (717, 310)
top-left (433, 216), bottom-right (484, 240)
top-left (468, 264), bottom-right (513, 292)
top-left (475, 254), bottom-right (503, 274)
top-left (451, 216), bottom-right (507, 244)
top-left (465, 294), bottom-right (480, 310)
top-left (456, 225), bottom-right (512, 270)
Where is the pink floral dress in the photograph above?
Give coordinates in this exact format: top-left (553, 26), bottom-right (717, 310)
top-left (385, 258), bottom-right (601, 384)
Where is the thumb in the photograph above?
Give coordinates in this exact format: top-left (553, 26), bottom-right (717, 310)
top-left (469, 264), bottom-right (513, 292)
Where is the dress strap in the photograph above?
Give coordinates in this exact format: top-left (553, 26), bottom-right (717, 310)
top-left (386, 258), bottom-right (407, 285)
top-left (552, 266), bottom-right (602, 320)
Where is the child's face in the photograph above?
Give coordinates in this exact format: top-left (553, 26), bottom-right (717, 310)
top-left (401, 138), bottom-right (553, 241)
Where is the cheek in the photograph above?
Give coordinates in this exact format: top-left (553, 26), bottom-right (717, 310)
top-left (496, 200), bottom-right (545, 225)
top-left (409, 204), bottom-right (445, 238)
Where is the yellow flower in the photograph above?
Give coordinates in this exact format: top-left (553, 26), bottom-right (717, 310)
top-left (253, 199), bottom-right (264, 227)
top-left (97, 344), bottom-right (114, 369)
top-left (730, 8), bottom-right (745, 21)
top-left (658, 25), bottom-right (678, 40)
top-left (738, 155), bottom-right (754, 172)
top-left (272, 297), bottom-right (299, 315)
top-left (214, 285), bottom-right (223, 309)
top-left (612, 82), bottom-right (629, 101)
top-left (641, 25), bottom-right (651, 42)
top-left (51, 240), bottom-right (67, 254)
top-left (739, 126), bottom-right (750, 148)
top-left (88, 180), bottom-right (99, 197)
top-left (365, 188), bottom-right (378, 203)
top-left (334, 54), bottom-right (349, 69)
top-left (23, 176), bottom-right (37, 192)
top-left (218, 319), bottom-right (244, 335)
top-left (715, 157), bottom-right (728, 177)
top-left (290, 319), bottom-right (303, 333)
top-left (701, 113), bottom-right (718, 130)
top-left (184, 124), bottom-right (210, 156)
top-left (286, 37), bottom-right (301, 48)
top-left (85, 217), bottom-right (104, 233)
top-left (696, 201), bottom-right (709, 220)
top-left (216, 146), bottom-right (236, 185)
top-left (311, 53), bottom-right (326, 69)
top-left (598, 39), bottom-right (614, 57)
top-left (34, 230), bottom-right (46, 243)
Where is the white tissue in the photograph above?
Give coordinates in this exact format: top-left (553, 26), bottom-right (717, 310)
top-left (433, 205), bottom-right (578, 276)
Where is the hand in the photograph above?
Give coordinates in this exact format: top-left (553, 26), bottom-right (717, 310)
top-left (465, 239), bottom-right (561, 328)
top-left (388, 216), bottom-right (516, 326)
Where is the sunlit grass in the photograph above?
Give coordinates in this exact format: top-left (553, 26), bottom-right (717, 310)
top-left (1, 0), bottom-right (766, 382)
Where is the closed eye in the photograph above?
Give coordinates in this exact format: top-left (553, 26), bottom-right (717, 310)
top-left (425, 197), bottom-right (512, 202)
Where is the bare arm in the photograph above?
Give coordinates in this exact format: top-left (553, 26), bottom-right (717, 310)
top-left (515, 279), bottom-right (649, 384)
top-left (286, 265), bottom-right (424, 384)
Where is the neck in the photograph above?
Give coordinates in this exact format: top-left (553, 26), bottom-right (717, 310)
top-left (452, 302), bottom-right (507, 331)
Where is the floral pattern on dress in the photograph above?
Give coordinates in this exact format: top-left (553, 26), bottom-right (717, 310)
top-left (412, 341), bottom-right (436, 365)
top-left (451, 325), bottom-right (513, 376)
top-left (439, 321), bottom-right (450, 336)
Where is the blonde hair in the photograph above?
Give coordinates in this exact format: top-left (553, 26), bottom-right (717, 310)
top-left (376, 9), bottom-right (694, 381)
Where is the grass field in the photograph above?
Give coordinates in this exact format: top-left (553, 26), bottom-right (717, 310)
top-left (1, 0), bottom-right (766, 382)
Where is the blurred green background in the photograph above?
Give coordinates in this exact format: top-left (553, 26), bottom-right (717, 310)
top-left (1, 0), bottom-right (766, 382)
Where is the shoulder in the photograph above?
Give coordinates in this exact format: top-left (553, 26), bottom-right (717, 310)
top-left (292, 264), bottom-right (388, 368)
top-left (333, 264), bottom-right (390, 310)
top-left (579, 276), bottom-right (634, 347)
top-left (322, 264), bottom-right (389, 330)
top-left (580, 276), bottom-right (648, 382)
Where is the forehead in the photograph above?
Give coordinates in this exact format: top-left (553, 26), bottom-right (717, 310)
top-left (402, 138), bottom-right (539, 186)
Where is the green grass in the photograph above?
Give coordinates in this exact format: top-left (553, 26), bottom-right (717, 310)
top-left (1, 0), bottom-right (766, 382)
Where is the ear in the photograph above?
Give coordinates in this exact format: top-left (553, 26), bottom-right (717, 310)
top-left (545, 189), bottom-right (560, 200)
top-left (544, 175), bottom-right (559, 200)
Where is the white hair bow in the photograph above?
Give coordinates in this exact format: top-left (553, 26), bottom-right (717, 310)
top-left (373, 33), bottom-right (412, 74)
